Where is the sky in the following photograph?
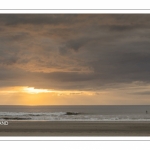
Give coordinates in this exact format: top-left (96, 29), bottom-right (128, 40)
top-left (1, 14), bottom-right (150, 105)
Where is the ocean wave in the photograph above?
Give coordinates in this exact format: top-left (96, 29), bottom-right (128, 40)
top-left (0, 112), bottom-right (66, 116)
top-left (1, 112), bottom-right (150, 121)
top-left (2, 117), bottom-right (31, 120)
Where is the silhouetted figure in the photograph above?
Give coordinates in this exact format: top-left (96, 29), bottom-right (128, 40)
top-left (146, 110), bottom-right (148, 114)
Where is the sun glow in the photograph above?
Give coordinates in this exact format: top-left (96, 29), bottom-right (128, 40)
top-left (23, 87), bottom-right (52, 94)
top-left (0, 86), bottom-right (111, 105)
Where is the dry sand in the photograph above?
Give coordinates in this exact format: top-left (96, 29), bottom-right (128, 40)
top-left (1, 121), bottom-right (150, 136)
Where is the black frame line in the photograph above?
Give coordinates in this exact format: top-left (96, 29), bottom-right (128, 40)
top-left (0, 140), bottom-right (150, 141)
top-left (0, 9), bottom-right (150, 10)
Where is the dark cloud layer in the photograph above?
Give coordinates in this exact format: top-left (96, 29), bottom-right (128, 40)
top-left (1, 14), bottom-right (150, 91)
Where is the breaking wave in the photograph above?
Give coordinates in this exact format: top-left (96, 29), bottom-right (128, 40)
top-left (1, 112), bottom-right (150, 121)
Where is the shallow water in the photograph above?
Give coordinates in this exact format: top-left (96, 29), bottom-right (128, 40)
top-left (0, 105), bottom-right (150, 121)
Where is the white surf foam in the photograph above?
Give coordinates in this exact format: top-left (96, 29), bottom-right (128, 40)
top-left (1, 112), bottom-right (150, 121)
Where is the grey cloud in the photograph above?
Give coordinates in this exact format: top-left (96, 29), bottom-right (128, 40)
top-left (0, 14), bottom-right (79, 26)
top-left (41, 72), bottom-right (97, 82)
top-left (59, 37), bottom-right (91, 53)
top-left (109, 25), bottom-right (136, 32)
top-left (0, 56), bottom-right (18, 65)
top-left (130, 91), bottom-right (150, 95)
top-left (1, 14), bottom-right (150, 91)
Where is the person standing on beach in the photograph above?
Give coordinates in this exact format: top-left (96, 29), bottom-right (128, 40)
top-left (146, 110), bottom-right (148, 114)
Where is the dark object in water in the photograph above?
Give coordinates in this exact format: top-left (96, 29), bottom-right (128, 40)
top-left (146, 110), bottom-right (148, 114)
top-left (65, 112), bottom-right (79, 115)
top-left (2, 117), bottom-right (31, 120)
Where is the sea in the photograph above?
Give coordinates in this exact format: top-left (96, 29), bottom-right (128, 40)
top-left (0, 105), bottom-right (150, 121)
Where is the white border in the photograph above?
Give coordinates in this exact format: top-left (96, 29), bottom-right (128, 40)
top-left (0, 140), bottom-right (149, 150)
top-left (0, 137), bottom-right (150, 150)
top-left (0, 137), bottom-right (150, 140)
top-left (0, 5), bottom-right (150, 146)
top-left (0, 10), bottom-right (150, 14)
top-left (0, 0), bottom-right (150, 9)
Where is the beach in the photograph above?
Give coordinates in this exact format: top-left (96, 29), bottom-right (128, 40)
top-left (1, 121), bottom-right (150, 136)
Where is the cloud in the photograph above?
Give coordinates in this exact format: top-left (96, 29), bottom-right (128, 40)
top-left (1, 14), bottom-right (150, 94)
top-left (132, 91), bottom-right (150, 95)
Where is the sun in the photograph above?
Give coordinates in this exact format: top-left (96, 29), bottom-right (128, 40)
top-left (23, 87), bottom-right (52, 94)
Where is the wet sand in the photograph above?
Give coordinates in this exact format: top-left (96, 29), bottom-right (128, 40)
top-left (1, 121), bottom-right (150, 136)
